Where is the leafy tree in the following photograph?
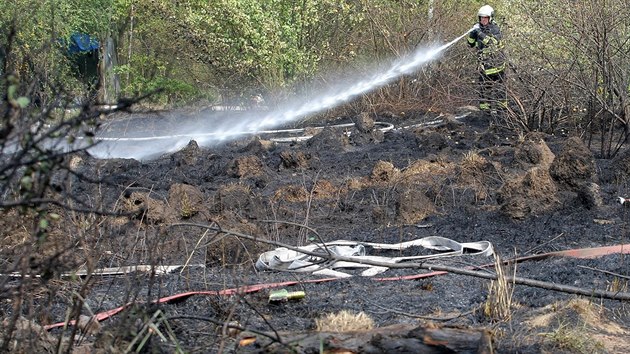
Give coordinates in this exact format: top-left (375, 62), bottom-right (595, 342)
top-left (106, 0), bottom-right (367, 106)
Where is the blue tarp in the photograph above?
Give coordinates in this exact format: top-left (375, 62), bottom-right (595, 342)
top-left (66, 33), bottom-right (99, 54)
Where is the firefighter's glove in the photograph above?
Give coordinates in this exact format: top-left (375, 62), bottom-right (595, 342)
top-left (470, 23), bottom-right (481, 36)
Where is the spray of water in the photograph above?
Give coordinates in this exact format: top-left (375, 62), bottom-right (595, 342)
top-left (88, 31), bottom-right (470, 160)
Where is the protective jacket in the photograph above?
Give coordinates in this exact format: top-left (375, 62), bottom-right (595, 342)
top-left (467, 21), bottom-right (506, 76)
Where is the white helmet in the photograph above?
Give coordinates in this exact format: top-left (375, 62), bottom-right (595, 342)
top-left (478, 5), bottom-right (494, 19)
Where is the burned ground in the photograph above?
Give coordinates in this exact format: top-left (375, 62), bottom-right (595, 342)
top-left (2, 107), bottom-right (630, 353)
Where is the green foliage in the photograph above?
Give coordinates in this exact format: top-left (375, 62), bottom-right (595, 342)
top-left (109, 0), bottom-right (366, 105)
top-left (0, 0), bottom-right (112, 58)
top-left (0, 0), bottom-right (115, 104)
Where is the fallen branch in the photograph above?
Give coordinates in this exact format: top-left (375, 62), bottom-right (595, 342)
top-left (237, 323), bottom-right (493, 354)
top-left (421, 262), bottom-right (630, 300)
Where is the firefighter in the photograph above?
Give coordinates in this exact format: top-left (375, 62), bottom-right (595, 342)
top-left (467, 5), bottom-right (507, 114)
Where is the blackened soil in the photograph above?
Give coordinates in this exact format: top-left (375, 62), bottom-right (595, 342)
top-left (11, 107), bottom-right (630, 353)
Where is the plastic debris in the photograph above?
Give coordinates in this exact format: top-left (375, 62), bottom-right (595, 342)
top-left (269, 289), bottom-right (306, 303)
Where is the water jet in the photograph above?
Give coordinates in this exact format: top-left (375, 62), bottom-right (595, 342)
top-left (88, 31), bottom-right (471, 160)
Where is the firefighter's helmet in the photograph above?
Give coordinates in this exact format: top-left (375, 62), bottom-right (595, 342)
top-left (478, 5), bottom-right (494, 19)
